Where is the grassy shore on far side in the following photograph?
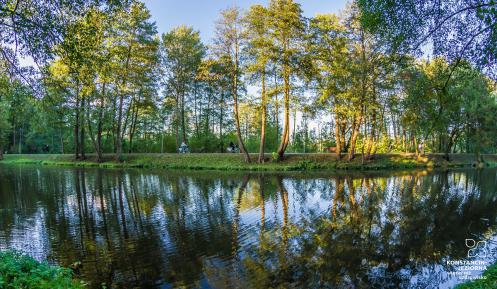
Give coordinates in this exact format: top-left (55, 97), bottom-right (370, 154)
top-left (1, 153), bottom-right (496, 171)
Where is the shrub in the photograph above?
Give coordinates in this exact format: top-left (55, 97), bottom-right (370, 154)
top-left (271, 152), bottom-right (279, 161)
top-left (0, 251), bottom-right (84, 289)
top-left (189, 132), bottom-right (222, 153)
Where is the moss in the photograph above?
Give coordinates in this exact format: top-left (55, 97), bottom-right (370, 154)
top-left (0, 251), bottom-right (84, 289)
top-left (0, 153), bottom-right (493, 172)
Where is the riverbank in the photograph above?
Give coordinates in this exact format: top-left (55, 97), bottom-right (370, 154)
top-left (1, 153), bottom-right (496, 171)
top-left (0, 251), bottom-right (84, 288)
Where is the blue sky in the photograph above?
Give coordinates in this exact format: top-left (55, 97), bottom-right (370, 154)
top-left (143, 0), bottom-right (348, 41)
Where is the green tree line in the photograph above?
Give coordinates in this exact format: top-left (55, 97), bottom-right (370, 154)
top-left (0, 0), bottom-right (496, 163)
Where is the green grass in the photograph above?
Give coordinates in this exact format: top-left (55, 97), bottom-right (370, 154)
top-left (0, 251), bottom-right (84, 289)
top-left (455, 262), bottom-right (497, 289)
top-left (1, 153), bottom-right (496, 172)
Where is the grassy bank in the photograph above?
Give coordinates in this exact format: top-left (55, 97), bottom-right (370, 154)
top-left (455, 262), bottom-right (497, 289)
top-left (0, 251), bottom-right (84, 289)
top-left (1, 153), bottom-right (496, 171)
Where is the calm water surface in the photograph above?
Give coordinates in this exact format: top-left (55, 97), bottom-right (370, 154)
top-left (0, 165), bottom-right (496, 289)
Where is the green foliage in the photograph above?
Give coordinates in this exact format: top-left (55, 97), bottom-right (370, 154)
top-left (401, 58), bottom-right (497, 155)
top-left (161, 25), bottom-right (205, 144)
top-left (188, 132), bottom-right (222, 153)
top-left (271, 152), bottom-right (278, 161)
top-left (246, 124), bottom-right (280, 153)
top-left (0, 101), bottom-right (10, 150)
top-left (0, 0), bottom-right (496, 164)
top-left (357, 0), bottom-right (497, 78)
top-left (0, 0), bottom-right (124, 66)
top-left (0, 251), bottom-right (84, 289)
top-left (0, 76), bottom-right (11, 153)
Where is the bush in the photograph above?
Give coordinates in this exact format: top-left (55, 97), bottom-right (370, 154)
top-left (189, 132), bottom-right (223, 153)
top-left (0, 251), bottom-right (84, 289)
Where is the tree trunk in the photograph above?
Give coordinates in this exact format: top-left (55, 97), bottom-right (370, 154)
top-left (181, 91), bottom-right (187, 144)
top-left (60, 128), bottom-right (64, 154)
top-left (115, 41), bottom-right (133, 162)
top-left (80, 94), bottom-right (86, 160)
top-left (233, 37), bottom-right (250, 163)
top-left (74, 82), bottom-right (80, 160)
top-left (414, 137), bottom-right (419, 156)
top-left (115, 93), bottom-right (124, 162)
top-left (128, 101), bottom-right (139, 154)
top-left (18, 124), bottom-right (23, 154)
top-left (87, 101), bottom-right (98, 161)
top-left (334, 113), bottom-right (342, 160)
top-left (233, 88), bottom-right (250, 162)
top-left (277, 64), bottom-right (290, 161)
top-left (258, 72), bottom-right (266, 163)
top-left (95, 82), bottom-right (106, 163)
top-left (0, 147), bottom-right (3, 160)
top-left (274, 72), bottom-right (279, 141)
top-left (347, 114), bottom-right (362, 161)
top-left (193, 82), bottom-right (200, 138)
top-left (444, 131), bottom-right (458, 161)
top-left (292, 107), bottom-right (297, 144)
top-left (219, 92), bottom-right (224, 153)
top-left (12, 117), bottom-right (15, 153)
top-left (175, 94), bottom-right (180, 152)
top-left (111, 89), bottom-right (118, 154)
top-left (120, 98), bottom-right (133, 149)
top-left (365, 109), bottom-right (377, 159)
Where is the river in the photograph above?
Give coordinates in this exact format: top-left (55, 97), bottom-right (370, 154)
top-left (0, 165), bottom-right (496, 288)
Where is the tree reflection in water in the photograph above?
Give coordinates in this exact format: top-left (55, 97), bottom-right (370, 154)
top-left (0, 166), bottom-right (496, 288)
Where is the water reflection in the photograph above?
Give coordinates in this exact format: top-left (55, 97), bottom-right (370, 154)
top-left (0, 166), bottom-right (496, 288)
